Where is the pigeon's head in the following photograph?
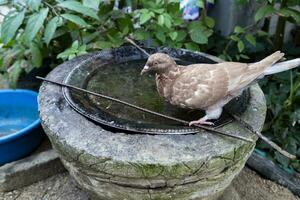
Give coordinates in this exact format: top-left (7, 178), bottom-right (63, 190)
top-left (141, 53), bottom-right (176, 75)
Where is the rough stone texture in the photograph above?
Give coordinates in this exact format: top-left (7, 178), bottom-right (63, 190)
top-left (0, 149), bottom-right (65, 192)
top-left (38, 47), bottom-right (267, 200)
top-left (1, 168), bottom-right (298, 200)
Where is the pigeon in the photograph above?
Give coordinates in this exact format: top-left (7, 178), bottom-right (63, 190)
top-left (141, 51), bottom-right (300, 126)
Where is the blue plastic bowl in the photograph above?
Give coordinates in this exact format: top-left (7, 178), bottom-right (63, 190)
top-left (0, 89), bottom-right (44, 165)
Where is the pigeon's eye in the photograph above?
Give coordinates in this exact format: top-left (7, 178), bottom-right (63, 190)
top-left (154, 61), bottom-right (158, 65)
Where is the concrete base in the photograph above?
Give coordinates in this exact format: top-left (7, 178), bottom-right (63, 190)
top-left (1, 168), bottom-right (298, 200)
top-left (0, 139), bottom-right (65, 192)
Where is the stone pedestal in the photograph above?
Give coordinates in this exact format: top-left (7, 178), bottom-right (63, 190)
top-left (39, 48), bottom-right (266, 200)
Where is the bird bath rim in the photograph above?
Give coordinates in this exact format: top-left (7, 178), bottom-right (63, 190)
top-left (61, 46), bottom-right (249, 135)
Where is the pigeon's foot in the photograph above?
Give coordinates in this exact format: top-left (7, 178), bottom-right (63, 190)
top-left (189, 119), bottom-right (214, 126)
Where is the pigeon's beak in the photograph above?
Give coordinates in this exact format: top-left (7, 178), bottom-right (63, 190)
top-left (141, 65), bottom-right (150, 75)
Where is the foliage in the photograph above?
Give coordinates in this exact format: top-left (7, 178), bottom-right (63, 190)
top-left (257, 44), bottom-right (300, 173)
top-left (0, 0), bottom-right (128, 86)
top-left (232, 0), bottom-right (300, 173)
top-left (0, 0), bottom-right (220, 87)
top-left (131, 0), bottom-right (215, 51)
top-left (0, 0), bottom-right (299, 172)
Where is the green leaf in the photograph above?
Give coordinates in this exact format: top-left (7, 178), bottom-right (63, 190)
top-left (184, 42), bottom-right (200, 51)
top-left (164, 17), bottom-right (171, 28)
top-left (190, 31), bottom-right (208, 44)
top-left (57, 49), bottom-right (76, 60)
top-left (44, 16), bottom-right (61, 45)
top-left (27, 0), bottom-right (41, 11)
top-left (237, 40), bottom-right (245, 52)
top-left (133, 30), bottom-right (150, 40)
top-left (71, 40), bottom-right (79, 49)
top-left (205, 16), bottom-right (215, 28)
top-left (122, 26), bottom-right (129, 35)
top-left (61, 14), bottom-right (89, 27)
top-left (90, 41), bottom-right (113, 49)
top-left (78, 44), bottom-right (87, 54)
top-left (153, 8), bottom-right (164, 14)
top-left (176, 30), bottom-right (187, 42)
top-left (257, 30), bottom-right (268, 36)
top-left (169, 31), bottom-right (178, 41)
top-left (24, 8), bottom-right (49, 43)
top-left (255, 5), bottom-right (275, 22)
top-left (245, 34), bottom-right (256, 46)
top-left (234, 26), bottom-right (245, 34)
top-left (188, 22), bottom-right (209, 44)
top-left (1, 10), bottom-right (25, 44)
top-left (230, 35), bottom-right (240, 42)
top-left (173, 17), bottom-right (183, 26)
top-left (8, 60), bottom-right (22, 88)
top-left (58, 0), bottom-right (99, 20)
top-left (82, 0), bottom-right (101, 10)
top-left (155, 31), bottom-right (166, 43)
top-left (278, 8), bottom-right (300, 25)
top-left (30, 42), bottom-right (42, 67)
top-left (163, 14), bottom-right (172, 28)
top-left (195, 0), bottom-right (204, 8)
top-left (57, 40), bottom-right (87, 60)
top-left (156, 0), bottom-right (163, 5)
top-left (158, 15), bottom-right (164, 26)
top-left (240, 54), bottom-right (250, 59)
top-left (139, 12), bottom-right (152, 24)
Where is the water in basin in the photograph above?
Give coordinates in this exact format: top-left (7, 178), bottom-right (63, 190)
top-left (85, 60), bottom-right (205, 125)
top-left (0, 105), bottom-right (38, 137)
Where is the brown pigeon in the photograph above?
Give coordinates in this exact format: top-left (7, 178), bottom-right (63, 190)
top-left (141, 51), bottom-right (300, 126)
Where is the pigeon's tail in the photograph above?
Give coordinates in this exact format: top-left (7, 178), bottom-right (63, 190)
top-left (264, 58), bottom-right (300, 75)
top-left (258, 51), bottom-right (285, 67)
top-left (249, 51), bottom-right (284, 72)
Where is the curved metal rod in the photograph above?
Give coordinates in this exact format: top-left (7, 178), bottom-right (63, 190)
top-left (36, 76), bottom-right (253, 143)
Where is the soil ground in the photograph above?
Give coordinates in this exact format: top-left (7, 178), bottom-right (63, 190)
top-left (223, 167), bottom-right (300, 200)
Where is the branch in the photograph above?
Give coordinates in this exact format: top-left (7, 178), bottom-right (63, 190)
top-left (36, 76), bottom-right (253, 143)
top-left (229, 113), bottom-right (297, 160)
top-left (124, 37), bottom-right (150, 57)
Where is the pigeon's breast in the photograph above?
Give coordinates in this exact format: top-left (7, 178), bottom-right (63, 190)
top-left (155, 74), bottom-right (173, 101)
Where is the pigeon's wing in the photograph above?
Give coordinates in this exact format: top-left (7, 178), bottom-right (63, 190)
top-left (222, 51), bottom-right (284, 94)
top-left (170, 64), bottom-right (231, 109)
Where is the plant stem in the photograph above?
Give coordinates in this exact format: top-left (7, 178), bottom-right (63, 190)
top-left (200, 0), bottom-right (207, 25)
top-left (223, 39), bottom-right (234, 60)
top-left (273, 0), bottom-right (287, 50)
top-left (44, 1), bottom-right (59, 17)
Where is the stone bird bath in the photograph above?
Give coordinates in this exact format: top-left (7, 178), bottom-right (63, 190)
top-left (38, 46), bottom-right (266, 200)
